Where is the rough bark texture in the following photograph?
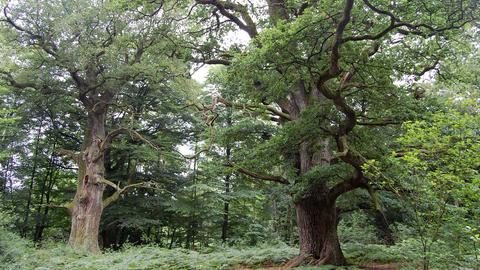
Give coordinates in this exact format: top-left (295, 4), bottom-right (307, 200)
top-left (68, 109), bottom-right (107, 253)
top-left (282, 83), bottom-right (346, 266)
top-left (295, 197), bottom-right (345, 265)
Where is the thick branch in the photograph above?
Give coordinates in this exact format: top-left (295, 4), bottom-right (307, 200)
top-left (37, 202), bottom-right (73, 210)
top-left (201, 58), bottom-right (232, 65)
top-left (357, 119), bottom-right (401, 126)
top-left (329, 168), bottom-right (365, 200)
top-left (101, 128), bottom-right (160, 152)
top-left (2, 6), bottom-right (41, 39)
top-left (319, 0), bottom-right (354, 82)
top-left (102, 181), bottom-right (154, 209)
top-left (56, 148), bottom-right (81, 164)
top-left (0, 70), bottom-right (37, 89)
top-left (195, 0), bottom-right (257, 38)
top-left (2, 6), bottom-right (58, 57)
top-left (227, 161), bottom-right (290, 185)
top-left (217, 97), bottom-right (293, 121)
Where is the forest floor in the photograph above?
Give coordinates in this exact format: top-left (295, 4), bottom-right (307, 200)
top-left (2, 229), bottom-right (419, 270)
top-left (232, 261), bottom-right (409, 270)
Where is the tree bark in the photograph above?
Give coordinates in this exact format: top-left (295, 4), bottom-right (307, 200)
top-left (295, 196), bottom-right (345, 265)
top-left (222, 144), bottom-right (231, 243)
top-left (68, 109), bottom-right (107, 253)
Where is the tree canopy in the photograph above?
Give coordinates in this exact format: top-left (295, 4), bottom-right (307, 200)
top-left (0, 0), bottom-right (479, 269)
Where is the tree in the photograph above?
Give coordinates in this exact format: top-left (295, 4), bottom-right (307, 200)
top-left (394, 103), bottom-right (479, 269)
top-left (388, 44), bottom-right (480, 269)
top-left (190, 0), bottom-right (477, 265)
top-left (1, 0), bottom-right (190, 253)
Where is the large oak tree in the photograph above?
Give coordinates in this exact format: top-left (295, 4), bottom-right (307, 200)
top-left (1, 0), bottom-right (190, 253)
top-left (190, 0), bottom-right (477, 265)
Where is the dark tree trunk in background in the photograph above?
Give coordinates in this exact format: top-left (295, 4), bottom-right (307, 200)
top-left (22, 119), bottom-right (43, 237)
top-left (68, 109), bottom-right (107, 253)
top-left (221, 174), bottom-right (230, 243)
top-left (287, 203), bottom-right (294, 245)
top-left (374, 211), bottom-right (395, 245)
top-left (222, 112), bottom-right (232, 243)
top-left (34, 142), bottom-right (56, 242)
top-left (169, 227), bottom-right (176, 249)
top-left (186, 144), bottom-right (199, 249)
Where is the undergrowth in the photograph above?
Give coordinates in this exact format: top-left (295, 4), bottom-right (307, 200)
top-left (0, 211), bottom-right (456, 270)
top-left (1, 231), bottom-right (298, 270)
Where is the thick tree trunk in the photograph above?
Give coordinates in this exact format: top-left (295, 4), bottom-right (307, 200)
top-left (68, 109), bottom-right (107, 253)
top-left (295, 197), bottom-right (345, 265)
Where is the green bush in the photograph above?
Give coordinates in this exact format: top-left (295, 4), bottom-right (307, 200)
top-left (0, 211), bottom-right (33, 264)
top-left (338, 211), bottom-right (379, 245)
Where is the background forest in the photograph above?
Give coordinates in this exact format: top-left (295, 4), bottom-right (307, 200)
top-left (0, 0), bottom-right (479, 269)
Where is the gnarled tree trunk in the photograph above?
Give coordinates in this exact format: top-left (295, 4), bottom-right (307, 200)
top-left (68, 109), bottom-right (107, 253)
top-left (295, 196), bottom-right (345, 265)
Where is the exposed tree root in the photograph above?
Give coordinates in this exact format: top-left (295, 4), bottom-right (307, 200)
top-left (282, 253), bottom-right (347, 269)
top-left (281, 254), bottom-right (314, 269)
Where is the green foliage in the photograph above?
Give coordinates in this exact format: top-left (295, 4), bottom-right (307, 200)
top-left (343, 239), bottom-right (420, 264)
top-left (0, 0), bottom-right (479, 268)
top-left (382, 95), bottom-right (480, 269)
top-left (0, 211), bottom-right (33, 264)
top-left (2, 240), bottom-right (297, 270)
top-left (338, 211), bottom-right (379, 245)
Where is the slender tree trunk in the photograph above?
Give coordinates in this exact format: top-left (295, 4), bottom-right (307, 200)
top-left (126, 155), bottom-right (136, 186)
top-left (68, 109), bottom-right (107, 253)
top-left (22, 119), bottom-right (43, 237)
top-left (169, 227), bottom-right (176, 249)
top-left (34, 142), bottom-right (56, 242)
top-left (1, 159), bottom-right (11, 193)
top-left (287, 203), bottom-right (294, 245)
top-left (35, 168), bottom-right (57, 242)
top-left (295, 196), bottom-right (345, 265)
top-left (221, 173), bottom-right (230, 243)
top-left (272, 199), bottom-right (278, 232)
top-left (222, 113), bottom-right (232, 243)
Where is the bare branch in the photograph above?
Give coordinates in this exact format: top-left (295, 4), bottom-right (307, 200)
top-left (97, 178), bottom-right (120, 190)
top-left (36, 202), bottom-right (73, 210)
top-left (2, 5), bottom-right (58, 57)
top-left (199, 58), bottom-right (231, 65)
top-left (2, 5), bottom-right (41, 39)
top-left (101, 128), bottom-right (160, 152)
top-left (357, 119), bottom-right (401, 126)
top-left (217, 97), bottom-right (293, 121)
top-left (195, 0), bottom-right (257, 38)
